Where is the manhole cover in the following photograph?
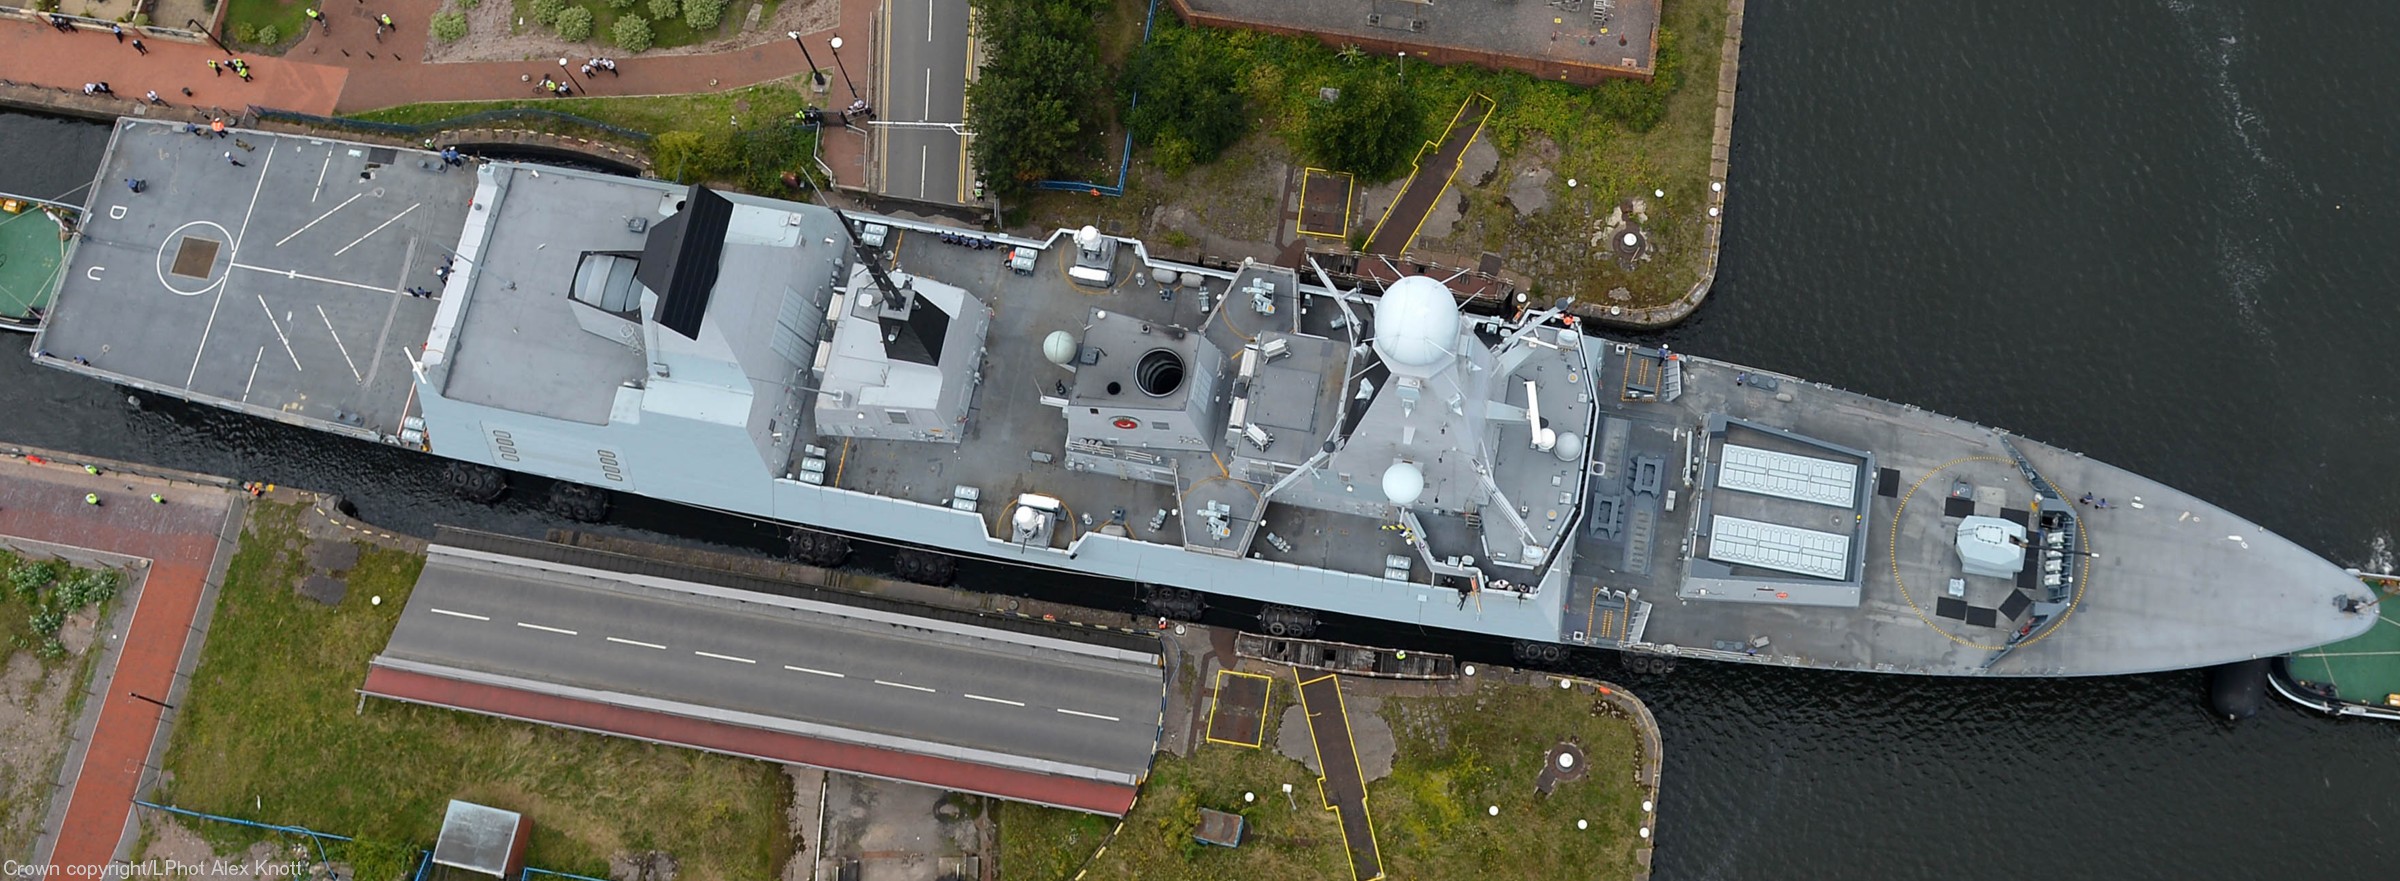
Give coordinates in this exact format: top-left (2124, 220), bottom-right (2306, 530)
top-left (169, 236), bottom-right (221, 279)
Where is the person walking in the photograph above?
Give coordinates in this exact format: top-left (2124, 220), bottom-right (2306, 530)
top-left (110, 23), bottom-right (123, 42)
top-left (209, 60), bottom-right (222, 77)
top-left (211, 118), bottom-right (228, 138)
top-left (83, 464), bottom-right (100, 476)
top-left (125, 178), bottom-right (145, 193)
top-left (306, 7), bottom-right (327, 32)
top-left (144, 90), bottom-right (164, 105)
top-left (225, 151), bottom-right (245, 167)
top-left (84, 493), bottom-right (101, 506)
top-left (378, 12), bottom-right (394, 30)
top-left (130, 37), bottom-right (147, 55)
top-left (235, 61), bottom-right (252, 82)
top-left (150, 493), bottom-right (167, 504)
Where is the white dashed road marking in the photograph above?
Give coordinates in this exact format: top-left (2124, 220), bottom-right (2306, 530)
top-left (875, 680), bottom-right (937, 693)
top-left (514, 622), bottom-right (578, 635)
top-left (429, 608), bottom-right (488, 621)
top-left (785, 665), bottom-right (846, 678)
top-left (606, 637), bottom-right (667, 650)
top-left (695, 651), bottom-right (756, 664)
top-left (1055, 708), bottom-right (1119, 722)
top-left (963, 694), bottom-right (1024, 707)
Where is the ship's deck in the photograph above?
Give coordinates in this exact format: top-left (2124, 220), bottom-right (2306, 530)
top-left (33, 121), bottom-right (475, 440)
top-left (813, 232), bottom-right (1424, 585)
top-left (1567, 349), bottom-right (2378, 675)
top-left (2284, 581), bottom-right (2400, 705)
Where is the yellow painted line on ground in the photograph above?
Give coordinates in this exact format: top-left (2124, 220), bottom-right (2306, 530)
top-left (1203, 669), bottom-right (1274, 748)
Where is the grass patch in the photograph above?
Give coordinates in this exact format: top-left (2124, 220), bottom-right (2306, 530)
top-left (220, 0), bottom-right (314, 51)
top-left (509, 0), bottom-right (777, 50)
top-left (1000, 675), bottom-right (1648, 880)
top-left (154, 501), bottom-right (792, 881)
top-left (0, 550), bottom-right (124, 857)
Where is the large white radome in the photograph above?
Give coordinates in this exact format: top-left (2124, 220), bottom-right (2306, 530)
top-left (1373, 276), bottom-right (1462, 369)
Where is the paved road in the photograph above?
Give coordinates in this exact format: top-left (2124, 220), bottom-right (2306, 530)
top-left (383, 549), bottom-right (1161, 775)
top-left (878, 0), bottom-right (973, 205)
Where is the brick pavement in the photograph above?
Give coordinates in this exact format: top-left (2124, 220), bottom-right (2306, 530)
top-left (2, 1), bottom-right (877, 186)
top-left (0, 455), bottom-right (233, 870)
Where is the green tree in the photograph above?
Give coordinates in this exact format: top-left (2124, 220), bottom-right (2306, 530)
top-left (646, 0), bottom-right (677, 23)
top-left (612, 13), bottom-right (653, 52)
top-left (683, 0), bottom-right (724, 29)
top-left (606, 0), bottom-right (634, 8)
top-left (555, 5), bottom-right (593, 40)
top-left (1121, 24), bottom-right (1246, 175)
top-left (431, 10), bottom-right (468, 42)
top-left (529, 0), bottom-right (565, 26)
top-left (1301, 71), bottom-right (1424, 180)
top-left (256, 24), bottom-right (279, 44)
top-left (964, 0), bottom-right (1110, 194)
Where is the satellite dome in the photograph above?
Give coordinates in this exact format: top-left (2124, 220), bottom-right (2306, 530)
top-left (1373, 276), bottom-right (1462, 369)
top-left (1382, 461), bottom-right (1425, 507)
top-left (1042, 331), bottom-right (1079, 365)
top-left (1075, 225), bottom-right (1102, 248)
top-left (1553, 431), bottom-right (1584, 462)
top-left (1013, 506), bottom-right (1042, 533)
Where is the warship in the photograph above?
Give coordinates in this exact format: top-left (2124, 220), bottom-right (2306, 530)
top-left (26, 121), bottom-right (2377, 675)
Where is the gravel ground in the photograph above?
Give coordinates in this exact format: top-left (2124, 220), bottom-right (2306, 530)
top-left (430, 0), bottom-right (839, 65)
top-left (0, 608), bottom-right (102, 858)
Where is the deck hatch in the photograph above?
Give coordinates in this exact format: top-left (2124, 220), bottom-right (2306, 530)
top-left (169, 236), bottom-right (220, 279)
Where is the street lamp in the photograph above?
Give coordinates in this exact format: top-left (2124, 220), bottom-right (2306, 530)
top-left (1398, 51), bottom-right (1407, 81)
top-left (188, 18), bottom-right (232, 54)
top-left (559, 57), bottom-right (582, 93)
top-left (789, 31), bottom-right (827, 88)
top-left (828, 35), bottom-right (860, 102)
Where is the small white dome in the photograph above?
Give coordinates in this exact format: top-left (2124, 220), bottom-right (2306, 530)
top-left (1075, 225), bottom-right (1101, 248)
top-left (1042, 331), bottom-right (1078, 365)
top-left (1374, 276), bottom-right (1462, 369)
top-left (1013, 506), bottom-right (1042, 532)
top-left (1383, 461), bottom-right (1425, 506)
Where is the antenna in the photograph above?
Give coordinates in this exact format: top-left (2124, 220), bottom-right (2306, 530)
top-left (795, 172), bottom-right (907, 310)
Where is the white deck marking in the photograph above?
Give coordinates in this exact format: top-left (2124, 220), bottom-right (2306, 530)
top-left (874, 679), bottom-right (936, 693)
top-left (187, 146), bottom-right (276, 387)
top-left (275, 191), bottom-right (363, 247)
top-left (429, 608), bottom-right (490, 621)
top-left (514, 622), bottom-right (578, 635)
top-left (920, 144), bottom-right (929, 197)
top-left (240, 347), bottom-right (262, 402)
top-left (333, 202), bottom-right (421, 256)
top-left (924, 68), bottom-right (932, 120)
top-left (785, 665), bottom-right (846, 678)
top-left (313, 151), bottom-right (330, 202)
top-left (1055, 708), bottom-right (1120, 722)
top-left (695, 650), bottom-right (756, 664)
top-left (315, 304), bottom-right (363, 381)
top-left (606, 636), bottom-right (667, 650)
top-left (230, 262), bottom-right (397, 294)
top-left (963, 693), bottom-right (1024, 706)
top-left (927, 0), bottom-right (933, 40)
top-left (256, 295), bottom-right (302, 371)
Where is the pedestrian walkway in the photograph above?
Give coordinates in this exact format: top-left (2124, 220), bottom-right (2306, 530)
top-left (0, 1), bottom-right (878, 187)
top-left (0, 453), bottom-right (235, 869)
top-left (1296, 671), bottom-right (1385, 881)
top-left (1361, 93), bottom-right (1495, 258)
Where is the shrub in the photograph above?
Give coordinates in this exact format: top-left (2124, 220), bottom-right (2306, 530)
top-left (1300, 70), bottom-right (1425, 180)
top-left (232, 22), bottom-right (256, 42)
top-left (607, 0), bottom-right (635, 8)
top-left (555, 5), bottom-right (593, 40)
top-left (256, 24), bottom-right (279, 44)
top-left (646, 0), bottom-right (676, 22)
top-left (529, 0), bottom-right (565, 26)
top-left (964, 0), bottom-right (1110, 193)
top-left (612, 13), bottom-right (653, 52)
top-left (431, 11), bottom-right (468, 42)
top-left (682, 0), bottom-right (723, 30)
top-left (1122, 23), bottom-right (1246, 175)
top-left (458, 0), bottom-right (480, 7)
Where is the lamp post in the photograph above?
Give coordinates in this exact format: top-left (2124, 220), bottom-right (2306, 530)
top-left (828, 35), bottom-right (860, 102)
top-left (789, 31), bottom-right (827, 88)
top-left (188, 18), bottom-right (232, 54)
top-left (1398, 51), bottom-right (1407, 81)
top-left (558, 57), bottom-right (583, 94)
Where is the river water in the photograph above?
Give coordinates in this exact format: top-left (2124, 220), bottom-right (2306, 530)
top-left (4, 0), bottom-right (2398, 875)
